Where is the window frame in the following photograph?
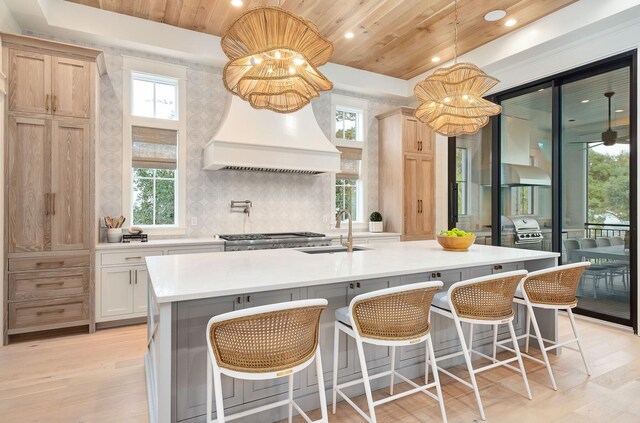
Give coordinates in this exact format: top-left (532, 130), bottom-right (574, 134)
top-left (122, 56), bottom-right (187, 236)
top-left (456, 147), bottom-right (469, 216)
top-left (331, 94), bottom-right (368, 225)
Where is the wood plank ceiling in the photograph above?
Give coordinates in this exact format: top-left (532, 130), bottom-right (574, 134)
top-left (66, 0), bottom-right (578, 79)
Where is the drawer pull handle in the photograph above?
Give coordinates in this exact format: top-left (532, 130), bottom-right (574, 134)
top-left (45, 94), bottom-right (50, 111)
top-left (236, 296), bottom-right (242, 304)
top-left (52, 95), bottom-right (57, 112)
top-left (125, 256), bottom-right (143, 260)
top-left (37, 309), bottom-right (65, 316)
top-left (36, 282), bottom-right (65, 287)
top-left (349, 283), bottom-right (354, 289)
top-left (356, 282), bottom-right (361, 288)
top-left (35, 261), bottom-right (65, 267)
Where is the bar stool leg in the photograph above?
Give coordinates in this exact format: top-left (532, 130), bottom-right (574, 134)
top-left (492, 324), bottom-right (498, 361)
top-left (567, 308), bottom-right (591, 376)
top-left (508, 320), bottom-right (532, 400)
top-left (425, 339), bottom-right (431, 385)
top-left (427, 335), bottom-right (448, 423)
top-left (454, 318), bottom-right (486, 421)
top-left (212, 362), bottom-right (226, 423)
top-left (525, 309), bottom-right (531, 354)
top-left (355, 338), bottom-right (377, 423)
top-left (526, 303), bottom-right (557, 390)
top-left (206, 357), bottom-right (213, 423)
top-left (332, 323), bottom-right (340, 414)
top-left (315, 348), bottom-right (329, 423)
top-left (389, 346), bottom-right (396, 395)
top-left (288, 373), bottom-right (294, 423)
top-left (468, 323), bottom-right (474, 351)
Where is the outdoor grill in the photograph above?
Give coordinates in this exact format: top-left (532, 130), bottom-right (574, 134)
top-left (504, 216), bottom-right (544, 246)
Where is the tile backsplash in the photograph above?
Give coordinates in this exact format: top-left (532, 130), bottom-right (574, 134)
top-left (27, 31), bottom-right (409, 237)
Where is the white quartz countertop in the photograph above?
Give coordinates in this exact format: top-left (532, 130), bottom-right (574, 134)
top-left (95, 237), bottom-right (225, 250)
top-left (95, 232), bottom-right (400, 250)
top-left (147, 241), bottom-right (559, 303)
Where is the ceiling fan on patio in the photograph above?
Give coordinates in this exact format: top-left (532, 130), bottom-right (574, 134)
top-left (570, 91), bottom-right (630, 149)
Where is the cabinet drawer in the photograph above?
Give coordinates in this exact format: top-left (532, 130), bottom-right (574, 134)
top-left (101, 250), bottom-right (163, 266)
top-left (9, 269), bottom-right (89, 301)
top-left (8, 296), bottom-right (89, 330)
top-left (9, 252), bottom-right (90, 271)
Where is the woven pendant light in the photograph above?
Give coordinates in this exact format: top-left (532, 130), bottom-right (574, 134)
top-left (414, 0), bottom-right (501, 137)
top-left (221, 6), bottom-right (334, 114)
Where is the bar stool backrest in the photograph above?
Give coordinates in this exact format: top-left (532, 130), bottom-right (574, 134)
top-left (522, 262), bottom-right (590, 306)
top-left (609, 236), bottom-right (624, 246)
top-left (208, 299), bottom-right (327, 373)
top-left (350, 281), bottom-right (443, 341)
top-left (449, 270), bottom-right (528, 321)
top-left (596, 238), bottom-right (612, 247)
top-left (581, 238), bottom-right (598, 248)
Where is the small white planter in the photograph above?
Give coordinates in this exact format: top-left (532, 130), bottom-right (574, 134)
top-left (369, 221), bottom-right (384, 233)
top-left (107, 228), bottom-right (123, 243)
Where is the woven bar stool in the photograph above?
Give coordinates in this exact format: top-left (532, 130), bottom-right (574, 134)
top-left (430, 270), bottom-right (531, 421)
top-left (332, 282), bottom-right (447, 423)
top-left (495, 262), bottom-right (592, 391)
top-left (206, 299), bottom-right (328, 423)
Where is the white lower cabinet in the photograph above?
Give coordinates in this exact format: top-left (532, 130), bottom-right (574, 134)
top-left (96, 244), bottom-right (224, 323)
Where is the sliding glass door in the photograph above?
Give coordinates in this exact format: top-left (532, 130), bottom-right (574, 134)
top-left (561, 65), bottom-right (634, 324)
top-left (448, 51), bottom-right (637, 329)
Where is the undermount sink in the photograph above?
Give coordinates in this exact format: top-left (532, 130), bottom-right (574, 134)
top-left (297, 246), bottom-right (372, 254)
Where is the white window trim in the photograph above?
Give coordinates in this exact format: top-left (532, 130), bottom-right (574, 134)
top-left (122, 56), bottom-right (187, 236)
top-left (331, 94), bottom-right (368, 227)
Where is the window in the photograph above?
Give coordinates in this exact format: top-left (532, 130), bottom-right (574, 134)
top-left (456, 147), bottom-right (468, 215)
top-left (131, 126), bottom-right (178, 225)
top-left (511, 156), bottom-right (535, 215)
top-left (132, 74), bottom-right (178, 120)
top-left (122, 57), bottom-right (187, 234)
top-left (331, 95), bottom-right (368, 224)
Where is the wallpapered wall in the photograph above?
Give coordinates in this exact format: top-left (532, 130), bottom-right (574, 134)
top-left (27, 32), bottom-right (409, 237)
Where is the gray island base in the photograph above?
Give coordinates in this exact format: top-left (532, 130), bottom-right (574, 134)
top-left (144, 241), bottom-right (559, 423)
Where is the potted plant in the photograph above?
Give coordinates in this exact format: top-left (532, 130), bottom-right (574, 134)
top-left (369, 211), bottom-right (383, 233)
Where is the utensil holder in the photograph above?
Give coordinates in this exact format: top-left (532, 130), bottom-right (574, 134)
top-left (107, 228), bottom-right (123, 243)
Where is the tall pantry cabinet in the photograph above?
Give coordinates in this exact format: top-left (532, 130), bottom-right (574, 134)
top-left (3, 34), bottom-right (103, 343)
top-left (377, 108), bottom-right (435, 241)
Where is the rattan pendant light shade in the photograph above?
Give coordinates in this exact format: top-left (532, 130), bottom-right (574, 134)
top-left (414, 63), bottom-right (502, 137)
top-left (221, 6), bottom-right (334, 113)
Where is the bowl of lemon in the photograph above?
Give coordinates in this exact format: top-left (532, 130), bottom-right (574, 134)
top-left (436, 228), bottom-right (476, 252)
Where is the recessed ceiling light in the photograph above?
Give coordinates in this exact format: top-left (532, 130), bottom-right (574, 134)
top-left (569, 119), bottom-right (576, 122)
top-left (484, 10), bottom-right (507, 22)
top-left (615, 109), bottom-right (624, 113)
top-left (230, 0), bottom-right (243, 7)
top-left (505, 19), bottom-right (517, 27)
top-left (344, 32), bottom-right (354, 39)
top-left (538, 88), bottom-right (544, 92)
top-left (432, 56), bottom-right (440, 63)
top-left (581, 99), bottom-right (590, 103)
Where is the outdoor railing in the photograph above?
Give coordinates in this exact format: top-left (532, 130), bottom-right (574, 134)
top-left (584, 222), bottom-right (629, 238)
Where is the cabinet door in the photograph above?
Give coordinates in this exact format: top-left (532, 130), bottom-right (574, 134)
top-left (50, 119), bottom-right (89, 250)
top-left (243, 289), bottom-right (302, 403)
top-left (418, 123), bottom-right (434, 155)
top-left (51, 57), bottom-right (91, 118)
top-left (306, 282), bottom-right (355, 390)
top-left (403, 155), bottom-right (420, 237)
top-left (418, 156), bottom-right (435, 238)
top-left (7, 116), bottom-right (50, 253)
top-left (8, 50), bottom-right (51, 114)
top-left (100, 267), bottom-right (134, 317)
top-left (133, 266), bottom-right (148, 314)
top-left (403, 117), bottom-right (420, 153)
top-left (176, 296), bottom-right (243, 422)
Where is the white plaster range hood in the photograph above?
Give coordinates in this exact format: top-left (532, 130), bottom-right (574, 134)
top-left (203, 96), bottom-right (341, 174)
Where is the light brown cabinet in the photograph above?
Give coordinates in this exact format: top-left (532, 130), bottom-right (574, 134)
top-left (377, 107), bottom-right (435, 240)
top-left (8, 49), bottom-right (91, 118)
top-left (3, 33), bottom-right (101, 343)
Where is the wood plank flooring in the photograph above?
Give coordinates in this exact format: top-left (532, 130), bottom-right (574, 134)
top-left (0, 316), bottom-right (638, 422)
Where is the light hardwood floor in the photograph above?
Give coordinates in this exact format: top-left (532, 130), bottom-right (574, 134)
top-left (0, 316), bottom-right (638, 423)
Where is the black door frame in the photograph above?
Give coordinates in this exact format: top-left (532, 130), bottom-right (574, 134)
top-left (447, 50), bottom-right (638, 331)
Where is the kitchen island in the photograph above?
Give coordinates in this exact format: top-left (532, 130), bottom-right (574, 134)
top-left (145, 241), bottom-right (559, 423)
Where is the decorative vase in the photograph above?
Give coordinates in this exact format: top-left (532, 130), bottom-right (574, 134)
top-left (369, 221), bottom-right (384, 233)
top-left (107, 228), bottom-right (123, 243)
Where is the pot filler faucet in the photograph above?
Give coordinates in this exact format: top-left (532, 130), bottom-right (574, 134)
top-left (230, 200), bottom-right (252, 217)
top-left (335, 209), bottom-right (353, 253)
